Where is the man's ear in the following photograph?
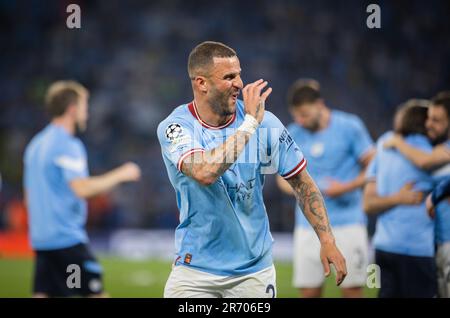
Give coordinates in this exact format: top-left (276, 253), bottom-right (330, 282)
top-left (194, 76), bottom-right (208, 94)
top-left (66, 103), bottom-right (78, 118)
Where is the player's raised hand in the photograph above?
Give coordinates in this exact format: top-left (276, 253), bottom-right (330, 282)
top-left (242, 79), bottom-right (272, 124)
top-left (320, 241), bottom-right (347, 286)
top-left (117, 162), bottom-right (142, 182)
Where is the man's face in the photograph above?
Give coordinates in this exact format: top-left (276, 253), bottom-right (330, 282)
top-left (205, 56), bottom-right (243, 116)
top-left (75, 94), bottom-right (89, 132)
top-left (290, 102), bottom-right (322, 131)
top-left (426, 105), bottom-right (449, 144)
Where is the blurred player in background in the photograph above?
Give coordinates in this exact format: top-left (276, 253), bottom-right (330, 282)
top-left (384, 92), bottom-right (450, 297)
top-left (427, 176), bottom-right (450, 216)
top-left (364, 101), bottom-right (436, 297)
top-left (23, 80), bottom-right (141, 297)
top-left (157, 41), bottom-right (347, 298)
top-left (277, 79), bottom-right (374, 298)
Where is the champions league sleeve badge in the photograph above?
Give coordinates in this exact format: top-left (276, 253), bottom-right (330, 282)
top-left (165, 123), bottom-right (184, 143)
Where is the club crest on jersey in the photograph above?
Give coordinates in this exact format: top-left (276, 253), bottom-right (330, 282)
top-left (184, 253), bottom-right (192, 264)
top-left (310, 142), bottom-right (325, 157)
top-left (166, 123), bottom-right (184, 143)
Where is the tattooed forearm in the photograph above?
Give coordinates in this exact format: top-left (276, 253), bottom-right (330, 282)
top-left (287, 170), bottom-right (334, 240)
top-left (181, 130), bottom-right (252, 184)
top-left (296, 181), bottom-right (324, 221)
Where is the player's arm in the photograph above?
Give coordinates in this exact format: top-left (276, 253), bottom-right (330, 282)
top-left (362, 180), bottom-right (423, 215)
top-left (287, 169), bottom-right (347, 286)
top-left (384, 134), bottom-right (450, 169)
top-left (276, 150), bottom-right (375, 197)
top-left (276, 175), bottom-right (295, 195)
top-left (426, 177), bottom-right (450, 218)
top-left (70, 162), bottom-right (141, 199)
top-left (349, 149), bottom-right (376, 190)
top-left (324, 149), bottom-right (376, 197)
top-left (431, 177), bottom-right (450, 206)
top-left (181, 80), bottom-right (272, 185)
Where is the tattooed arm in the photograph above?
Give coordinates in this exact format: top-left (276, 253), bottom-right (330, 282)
top-left (287, 169), bottom-right (348, 285)
top-left (181, 79), bottom-right (272, 185)
top-left (181, 131), bottom-right (252, 185)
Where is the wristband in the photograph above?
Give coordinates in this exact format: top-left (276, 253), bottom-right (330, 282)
top-left (237, 114), bottom-right (259, 135)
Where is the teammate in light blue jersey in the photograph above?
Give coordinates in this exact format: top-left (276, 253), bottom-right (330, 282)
top-left (158, 41), bottom-right (347, 298)
top-left (24, 81), bottom-right (141, 297)
top-left (427, 176), bottom-right (450, 215)
top-left (384, 92), bottom-right (450, 297)
top-left (277, 79), bottom-right (374, 298)
top-left (364, 101), bottom-right (436, 297)
top-left (25, 123), bottom-right (89, 250)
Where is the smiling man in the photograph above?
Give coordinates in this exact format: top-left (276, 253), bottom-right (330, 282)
top-left (157, 41), bottom-right (347, 298)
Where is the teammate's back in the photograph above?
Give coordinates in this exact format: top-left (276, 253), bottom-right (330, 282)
top-left (24, 123), bottom-right (88, 250)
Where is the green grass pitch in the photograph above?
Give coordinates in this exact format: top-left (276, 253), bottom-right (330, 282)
top-left (0, 257), bottom-right (378, 298)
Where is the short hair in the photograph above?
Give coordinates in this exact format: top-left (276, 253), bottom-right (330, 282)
top-left (187, 41), bottom-right (237, 79)
top-left (45, 80), bottom-right (88, 118)
top-left (287, 79), bottom-right (321, 108)
top-left (431, 91), bottom-right (450, 119)
top-left (395, 99), bottom-right (429, 136)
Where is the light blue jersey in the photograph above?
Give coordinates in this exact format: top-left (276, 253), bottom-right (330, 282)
top-left (24, 124), bottom-right (89, 250)
top-left (288, 110), bottom-right (373, 228)
top-left (367, 132), bottom-right (434, 257)
top-left (157, 100), bottom-right (306, 276)
top-left (432, 140), bottom-right (450, 244)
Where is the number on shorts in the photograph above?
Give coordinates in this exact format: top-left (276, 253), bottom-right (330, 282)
top-left (266, 284), bottom-right (275, 298)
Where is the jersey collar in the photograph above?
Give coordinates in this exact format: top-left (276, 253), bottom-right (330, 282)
top-left (188, 101), bottom-right (236, 130)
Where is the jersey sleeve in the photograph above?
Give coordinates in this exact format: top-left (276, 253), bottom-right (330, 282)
top-left (157, 118), bottom-right (205, 172)
top-left (54, 140), bottom-right (89, 182)
top-left (432, 177), bottom-right (450, 206)
top-left (348, 115), bottom-right (374, 160)
top-left (262, 112), bottom-right (307, 180)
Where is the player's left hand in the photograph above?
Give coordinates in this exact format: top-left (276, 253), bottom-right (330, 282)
top-left (323, 179), bottom-right (349, 198)
top-left (425, 193), bottom-right (435, 219)
top-left (320, 241), bottom-right (347, 286)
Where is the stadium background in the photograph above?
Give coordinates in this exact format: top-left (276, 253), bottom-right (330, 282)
top-left (0, 0), bottom-right (449, 297)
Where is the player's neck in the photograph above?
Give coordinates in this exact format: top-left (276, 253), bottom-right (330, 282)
top-left (51, 117), bottom-right (75, 135)
top-left (194, 99), bottom-right (233, 127)
top-left (318, 107), bottom-right (331, 130)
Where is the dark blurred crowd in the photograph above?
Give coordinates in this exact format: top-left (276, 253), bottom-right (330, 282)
top-left (1, 0), bottom-right (449, 232)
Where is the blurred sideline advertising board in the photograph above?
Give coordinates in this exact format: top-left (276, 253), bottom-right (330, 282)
top-left (0, 229), bottom-right (293, 260)
top-left (108, 230), bottom-right (294, 262)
